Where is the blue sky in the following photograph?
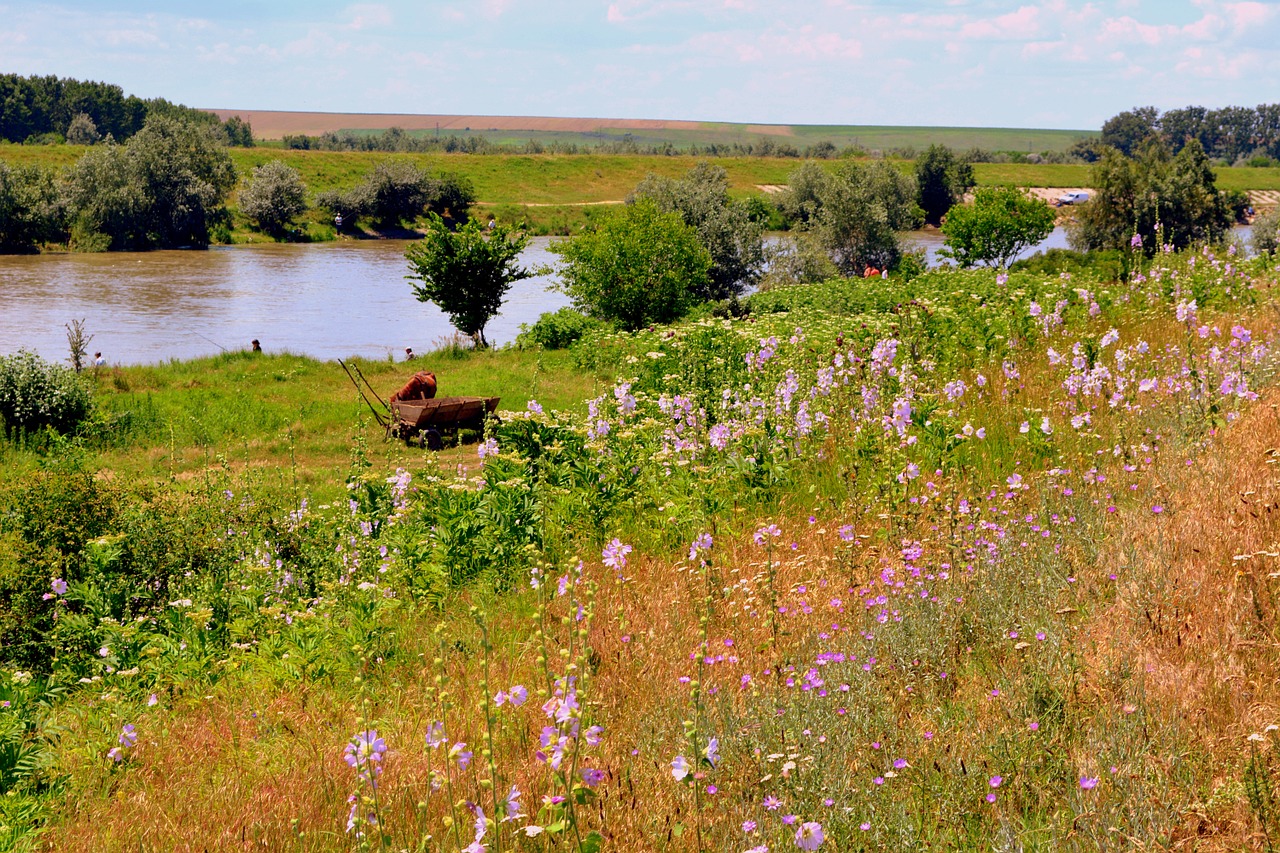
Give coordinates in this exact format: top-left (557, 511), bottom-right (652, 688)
top-left (2, 1), bottom-right (1278, 129)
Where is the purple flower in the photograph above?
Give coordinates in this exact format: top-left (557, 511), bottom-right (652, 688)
top-left (508, 684), bottom-right (528, 706)
top-left (118, 723), bottom-right (138, 748)
top-left (754, 524), bottom-right (782, 545)
top-left (1080, 776), bottom-right (1099, 789)
top-left (426, 721), bottom-right (446, 748)
top-left (526, 399), bottom-right (543, 414)
top-left (50, 578), bottom-right (67, 596)
top-left (671, 755), bottom-right (691, 781)
top-left (743, 820), bottom-right (758, 833)
top-left (763, 794), bottom-right (782, 810)
top-left (704, 736), bottom-right (719, 767)
top-left (580, 767), bottom-right (606, 787)
top-left (782, 814), bottom-right (798, 825)
top-left (602, 538), bottom-right (632, 572)
top-left (795, 821), bottom-right (825, 850)
top-left (989, 775), bottom-right (1002, 788)
top-left (688, 532), bottom-right (713, 561)
top-left (584, 725), bottom-right (604, 746)
top-left (450, 741), bottom-right (473, 770)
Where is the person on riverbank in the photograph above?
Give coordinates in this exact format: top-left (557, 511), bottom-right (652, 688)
top-left (251, 339), bottom-right (262, 353)
top-left (405, 347), bottom-right (415, 361)
top-left (94, 352), bottom-right (105, 367)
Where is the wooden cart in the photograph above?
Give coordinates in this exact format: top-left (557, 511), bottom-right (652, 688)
top-left (389, 395), bottom-right (501, 449)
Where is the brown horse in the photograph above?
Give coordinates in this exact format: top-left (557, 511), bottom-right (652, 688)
top-left (390, 371), bottom-right (437, 402)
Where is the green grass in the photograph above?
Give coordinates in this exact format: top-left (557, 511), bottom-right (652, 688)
top-left (63, 347), bottom-right (612, 501)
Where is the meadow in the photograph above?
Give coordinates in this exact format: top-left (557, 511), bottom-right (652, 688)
top-left (3, 242), bottom-right (1280, 850)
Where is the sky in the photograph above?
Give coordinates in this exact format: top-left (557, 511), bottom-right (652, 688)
top-left (2, 1), bottom-right (1278, 130)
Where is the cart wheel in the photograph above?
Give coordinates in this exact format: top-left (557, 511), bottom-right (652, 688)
top-left (424, 428), bottom-right (443, 451)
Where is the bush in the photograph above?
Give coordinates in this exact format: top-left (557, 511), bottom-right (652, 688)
top-left (1253, 207), bottom-right (1280, 255)
top-left (552, 197), bottom-right (712, 331)
top-left (940, 186), bottom-right (1056, 269)
top-left (239, 160), bottom-right (307, 238)
top-left (0, 351), bottom-right (93, 436)
top-left (514, 308), bottom-right (602, 350)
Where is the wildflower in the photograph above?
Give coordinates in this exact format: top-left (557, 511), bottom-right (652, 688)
top-left (838, 524), bottom-right (854, 542)
top-left (989, 775), bottom-right (1002, 787)
top-left (508, 685), bottom-right (528, 706)
top-left (584, 725), bottom-right (604, 746)
top-left (344, 730), bottom-right (387, 779)
top-left (743, 820), bottom-right (758, 833)
top-left (688, 532), bottom-right (713, 561)
top-left (426, 721), bottom-right (446, 748)
top-left (671, 755), bottom-right (691, 781)
top-left (1130, 233), bottom-right (1143, 249)
top-left (526, 399), bottom-right (543, 414)
top-left (50, 578), bottom-right (67, 596)
top-left (477, 437), bottom-right (499, 459)
top-left (580, 767), bottom-right (606, 787)
top-left (502, 785), bottom-right (524, 821)
top-left (119, 724), bottom-right (138, 748)
top-left (754, 524), bottom-right (782, 545)
top-left (704, 736), bottom-right (720, 768)
top-left (450, 741), bottom-right (473, 770)
top-left (795, 821), bottom-right (824, 849)
top-left (763, 794), bottom-right (782, 810)
top-left (1080, 776), bottom-right (1099, 789)
top-left (782, 814), bottom-right (797, 825)
top-left (996, 273), bottom-right (1008, 285)
top-left (602, 538), bottom-right (632, 573)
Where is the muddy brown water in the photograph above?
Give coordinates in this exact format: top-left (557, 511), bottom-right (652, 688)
top-left (0, 238), bottom-right (570, 366)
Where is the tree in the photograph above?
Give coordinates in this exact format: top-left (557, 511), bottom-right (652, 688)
top-left (1252, 206), bottom-right (1280, 255)
top-left (1100, 106), bottom-right (1160, 156)
top-left (803, 160), bottom-right (921, 275)
top-left (0, 162), bottom-right (64, 253)
top-left (915, 144), bottom-right (974, 226)
top-left (405, 215), bottom-right (531, 347)
top-left (1070, 138), bottom-right (1229, 254)
top-left (630, 162), bottom-right (765, 300)
top-left (940, 186), bottom-right (1056, 269)
top-left (317, 163), bottom-right (474, 230)
top-left (65, 112), bottom-right (100, 145)
top-left (63, 116), bottom-right (236, 250)
top-left (552, 197), bottom-right (711, 331)
top-left (239, 160), bottom-right (307, 238)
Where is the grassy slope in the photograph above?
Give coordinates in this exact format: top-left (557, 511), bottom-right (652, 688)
top-left (52, 348), bottom-right (612, 502)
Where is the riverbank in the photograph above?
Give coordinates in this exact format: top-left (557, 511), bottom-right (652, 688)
top-left (5, 143), bottom-right (1280, 237)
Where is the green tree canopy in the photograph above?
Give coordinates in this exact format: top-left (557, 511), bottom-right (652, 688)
top-left (239, 160), bottom-right (308, 238)
top-left (629, 162), bottom-right (765, 301)
top-left (915, 145), bottom-right (975, 226)
top-left (551, 197), bottom-right (711, 331)
top-left (405, 215), bottom-right (531, 346)
top-left (0, 162), bottom-right (64, 253)
top-left (798, 160), bottom-right (921, 276)
top-left (63, 116), bottom-right (236, 250)
top-left (940, 186), bottom-right (1056, 269)
top-left (1069, 138), bottom-right (1229, 254)
top-left (317, 162), bottom-right (474, 230)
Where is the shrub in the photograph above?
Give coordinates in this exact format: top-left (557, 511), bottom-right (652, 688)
top-left (514, 308), bottom-right (602, 350)
top-left (239, 160), bottom-right (307, 238)
top-left (1254, 207), bottom-right (1280, 255)
top-left (0, 351), bottom-right (93, 436)
top-left (552, 197), bottom-right (711, 331)
top-left (940, 186), bottom-right (1056, 269)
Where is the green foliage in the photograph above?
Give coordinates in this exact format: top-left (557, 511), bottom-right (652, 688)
top-left (0, 351), bottom-right (93, 437)
top-left (1254, 206), bottom-right (1280, 255)
top-left (552, 197), bottom-right (711, 331)
top-left (64, 112), bottom-right (100, 146)
top-left (514, 308), bottom-right (603, 351)
top-left (63, 116), bottom-right (237, 250)
top-left (0, 161), bottom-right (63, 253)
top-left (1100, 106), bottom-right (1161, 156)
top-left (915, 144), bottom-right (975, 225)
top-left (406, 216), bottom-right (531, 345)
top-left (940, 186), bottom-right (1056, 268)
top-left (630, 162), bottom-right (765, 300)
top-left (798, 159), bottom-right (922, 275)
top-left (1070, 138), bottom-right (1230, 253)
top-left (239, 160), bottom-right (308, 238)
top-left (315, 161), bottom-right (475, 229)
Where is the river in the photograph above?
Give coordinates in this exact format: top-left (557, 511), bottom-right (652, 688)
top-left (0, 227), bottom-right (1257, 366)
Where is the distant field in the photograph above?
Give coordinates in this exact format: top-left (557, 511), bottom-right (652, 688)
top-left (209, 108), bottom-right (1096, 153)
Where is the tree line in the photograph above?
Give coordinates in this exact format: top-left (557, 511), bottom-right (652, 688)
top-left (0, 73), bottom-right (252, 146)
top-left (1100, 104), bottom-right (1280, 165)
top-left (0, 116), bottom-right (473, 253)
